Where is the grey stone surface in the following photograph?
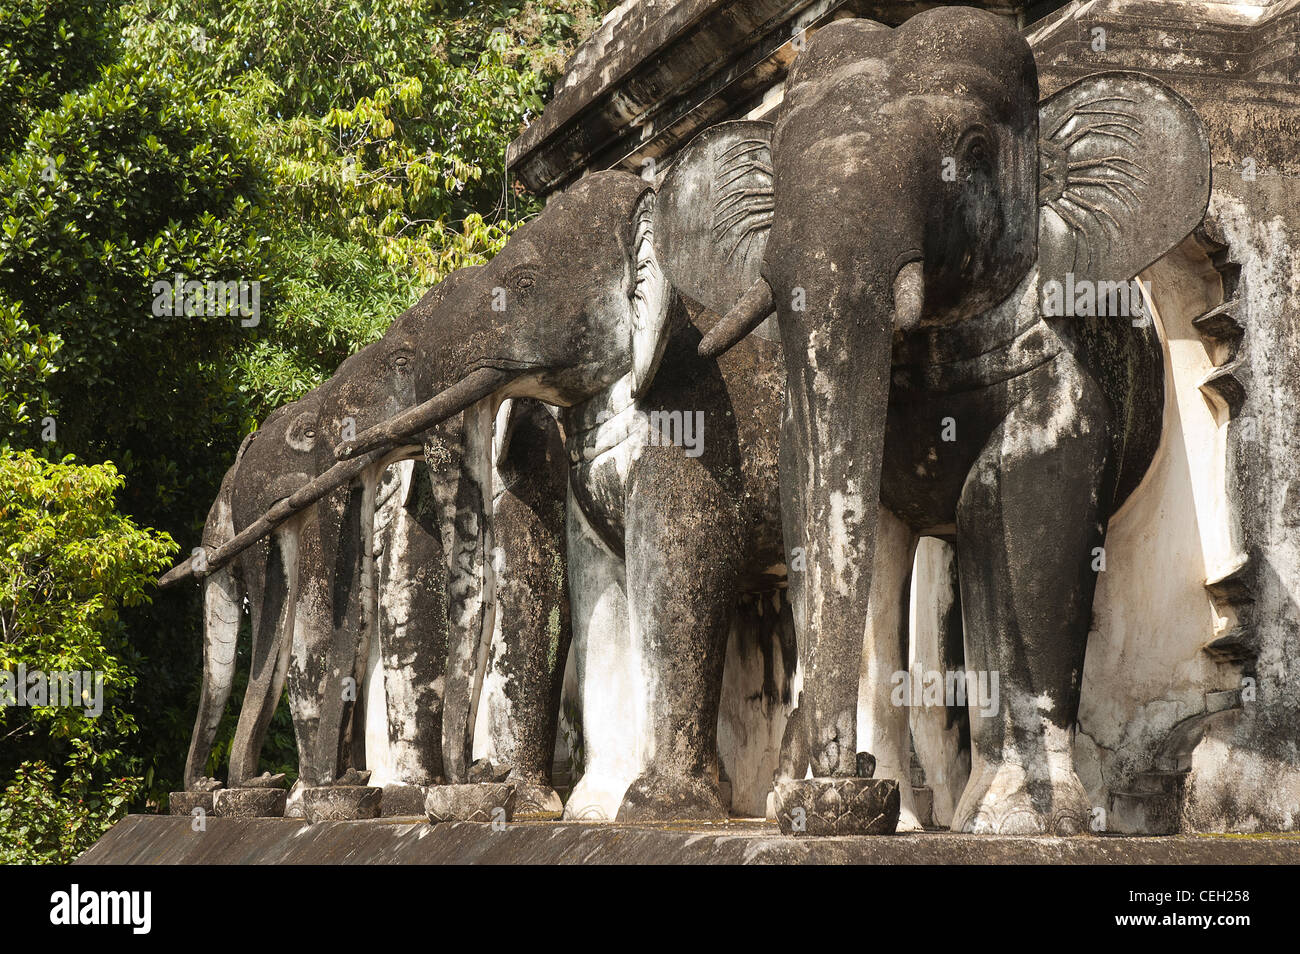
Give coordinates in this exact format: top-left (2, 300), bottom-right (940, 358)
top-left (466, 759), bottom-right (511, 783)
top-left (213, 788), bottom-right (287, 818)
top-left (77, 815), bottom-right (1300, 865)
top-left (506, 0), bottom-right (1030, 192)
top-left (380, 783), bottom-right (429, 817)
top-left (512, 780), bottom-right (563, 816)
top-left (168, 792), bottom-right (214, 816)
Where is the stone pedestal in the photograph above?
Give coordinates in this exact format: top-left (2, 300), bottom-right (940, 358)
top-left (80, 815), bottom-right (1300, 864)
top-left (303, 786), bottom-right (382, 823)
top-left (168, 791), bottom-right (215, 816)
top-left (213, 788), bottom-right (287, 818)
top-left (381, 783), bottom-right (429, 817)
top-left (773, 777), bottom-right (900, 836)
top-left (512, 780), bottom-right (563, 816)
top-left (425, 783), bottom-right (515, 824)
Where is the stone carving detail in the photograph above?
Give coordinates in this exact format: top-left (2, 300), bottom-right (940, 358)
top-left (303, 786), bottom-right (382, 823)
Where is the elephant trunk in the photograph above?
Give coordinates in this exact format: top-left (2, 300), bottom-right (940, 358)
top-left (437, 397), bottom-right (497, 782)
top-left (775, 263), bottom-right (917, 778)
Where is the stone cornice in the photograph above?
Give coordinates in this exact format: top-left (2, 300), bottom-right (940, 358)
top-left (507, 0), bottom-right (1026, 194)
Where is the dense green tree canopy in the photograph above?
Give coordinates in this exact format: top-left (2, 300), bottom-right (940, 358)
top-left (0, 0), bottom-right (605, 861)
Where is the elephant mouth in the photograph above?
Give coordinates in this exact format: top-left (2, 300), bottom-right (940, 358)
top-left (462, 356), bottom-right (543, 375)
top-left (334, 365), bottom-right (525, 461)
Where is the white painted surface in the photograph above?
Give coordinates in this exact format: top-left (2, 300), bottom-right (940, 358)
top-left (1076, 240), bottom-right (1232, 812)
top-left (856, 507), bottom-right (923, 831)
top-left (561, 483), bottom-right (648, 820)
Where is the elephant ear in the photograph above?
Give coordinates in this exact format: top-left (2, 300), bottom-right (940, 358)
top-left (1037, 71), bottom-right (1210, 288)
top-left (655, 120), bottom-right (776, 333)
top-left (1036, 71), bottom-right (1211, 506)
top-left (628, 187), bottom-right (672, 398)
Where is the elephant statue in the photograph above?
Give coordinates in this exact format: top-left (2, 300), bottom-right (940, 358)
top-left (698, 8), bottom-right (1211, 833)
top-left (182, 391), bottom-right (324, 790)
top-left (321, 169), bottom-right (791, 821)
top-left (175, 268), bottom-right (572, 810)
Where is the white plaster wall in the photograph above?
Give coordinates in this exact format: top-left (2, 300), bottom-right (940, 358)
top-left (362, 614), bottom-right (394, 786)
top-left (1073, 240), bottom-right (1235, 809)
top-left (716, 592), bottom-right (796, 817)
top-left (908, 537), bottom-right (969, 828)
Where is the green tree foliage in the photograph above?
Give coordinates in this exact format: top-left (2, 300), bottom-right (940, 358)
top-left (0, 0), bottom-right (606, 857)
top-left (0, 296), bottom-right (60, 439)
top-left (0, 0), bottom-right (119, 152)
top-left (0, 450), bottom-right (175, 862)
top-left (125, 0), bottom-right (604, 423)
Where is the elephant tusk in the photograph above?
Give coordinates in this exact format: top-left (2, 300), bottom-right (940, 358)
top-left (156, 448), bottom-right (389, 587)
top-left (335, 366), bottom-right (516, 461)
top-left (697, 277), bottom-right (775, 358)
top-left (892, 260), bottom-right (925, 332)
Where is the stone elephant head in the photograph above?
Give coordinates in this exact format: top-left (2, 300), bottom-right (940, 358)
top-left (696, 7), bottom-right (1210, 832)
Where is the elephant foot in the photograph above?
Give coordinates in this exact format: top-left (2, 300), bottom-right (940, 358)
top-left (615, 769), bottom-right (727, 822)
top-left (511, 779), bottom-right (563, 815)
top-left (896, 800), bottom-right (925, 833)
top-left (952, 759), bottom-right (1091, 835)
top-left (284, 778), bottom-right (307, 819)
top-left (561, 773), bottom-right (630, 821)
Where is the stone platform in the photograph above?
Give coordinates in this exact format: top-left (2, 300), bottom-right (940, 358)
top-left (77, 815), bottom-right (1300, 864)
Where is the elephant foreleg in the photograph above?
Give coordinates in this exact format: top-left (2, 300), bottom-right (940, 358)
top-left (951, 356), bottom-right (1111, 835)
top-left (473, 402), bottom-right (571, 813)
top-left (377, 460), bottom-right (448, 786)
top-left (184, 563), bottom-right (242, 789)
top-left (615, 461), bottom-right (743, 822)
top-left (228, 524), bottom-right (300, 785)
top-left (287, 506), bottom-right (331, 785)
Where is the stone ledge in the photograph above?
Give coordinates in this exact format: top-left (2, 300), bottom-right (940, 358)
top-left (76, 815), bottom-right (1300, 865)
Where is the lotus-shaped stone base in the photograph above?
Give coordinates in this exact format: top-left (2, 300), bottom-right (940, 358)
top-left (381, 783), bottom-right (431, 817)
top-left (774, 777), bottom-right (900, 836)
top-left (302, 785), bottom-right (382, 823)
top-left (425, 783), bottom-right (516, 824)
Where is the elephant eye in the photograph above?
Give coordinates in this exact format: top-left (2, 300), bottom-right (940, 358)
top-left (394, 355), bottom-right (410, 368)
top-left (304, 429), bottom-right (316, 439)
top-left (516, 275), bottom-right (535, 291)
